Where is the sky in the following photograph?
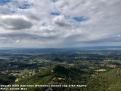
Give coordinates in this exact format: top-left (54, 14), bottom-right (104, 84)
top-left (0, 0), bottom-right (121, 48)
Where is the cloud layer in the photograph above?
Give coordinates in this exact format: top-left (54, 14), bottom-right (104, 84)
top-left (0, 0), bottom-right (121, 48)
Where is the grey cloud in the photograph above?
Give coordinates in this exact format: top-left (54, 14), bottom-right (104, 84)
top-left (88, 36), bottom-right (121, 43)
top-left (0, 32), bottom-right (60, 41)
top-left (0, 0), bottom-right (121, 47)
top-left (1, 18), bottom-right (33, 30)
top-left (53, 15), bottom-right (72, 27)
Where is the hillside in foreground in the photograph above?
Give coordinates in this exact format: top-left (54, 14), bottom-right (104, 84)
top-left (87, 68), bottom-right (121, 91)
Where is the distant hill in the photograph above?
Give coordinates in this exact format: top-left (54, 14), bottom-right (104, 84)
top-left (1, 46), bottom-right (121, 55)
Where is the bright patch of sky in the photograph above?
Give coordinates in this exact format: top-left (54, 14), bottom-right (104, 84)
top-left (72, 16), bottom-right (89, 22)
top-left (0, 0), bottom-right (11, 4)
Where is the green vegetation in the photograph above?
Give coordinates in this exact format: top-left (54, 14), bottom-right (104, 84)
top-left (0, 49), bottom-right (121, 91)
top-left (0, 74), bottom-right (16, 85)
top-left (87, 68), bottom-right (121, 91)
